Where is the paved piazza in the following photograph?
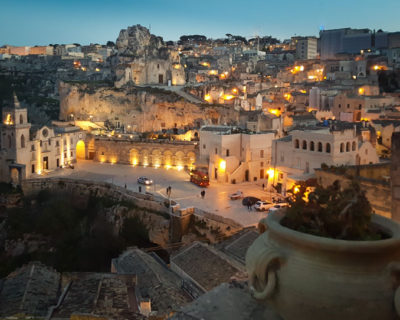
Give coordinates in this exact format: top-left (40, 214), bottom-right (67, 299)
top-left (40, 160), bottom-right (277, 227)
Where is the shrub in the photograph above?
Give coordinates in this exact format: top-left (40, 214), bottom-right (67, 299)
top-left (282, 181), bottom-right (385, 240)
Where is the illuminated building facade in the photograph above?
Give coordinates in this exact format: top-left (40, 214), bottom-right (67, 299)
top-left (0, 94), bottom-right (85, 184)
top-left (270, 125), bottom-right (379, 195)
top-left (199, 126), bottom-right (276, 184)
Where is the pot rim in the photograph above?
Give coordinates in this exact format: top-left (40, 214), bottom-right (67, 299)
top-left (266, 212), bottom-right (400, 253)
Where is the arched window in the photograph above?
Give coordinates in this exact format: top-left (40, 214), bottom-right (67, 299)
top-left (294, 139), bottom-right (299, 149)
top-left (20, 135), bottom-right (25, 148)
top-left (19, 114), bottom-right (23, 124)
top-left (352, 141), bottom-right (356, 151)
top-left (302, 140), bottom-right (307, 150)
top-left (338, 104), bottom-right (341, 109)
top-left (358, 104), bottom-right (362, 110)
top-left (326, 143), bottom-right (331, 153)
top-left (310, 141), bottom-right (315, 151)
top-left (347, 104), bottom-right (350, 109)
top-left (318, 142), bottom-right (323, 152)
top-left (346, 142), bottom-right (350, 152)
top-left (340, 143), bottom-right (344, 153)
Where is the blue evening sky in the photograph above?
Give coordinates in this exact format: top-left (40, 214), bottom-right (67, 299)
top-left (0, 0), bottom-right (399, 46)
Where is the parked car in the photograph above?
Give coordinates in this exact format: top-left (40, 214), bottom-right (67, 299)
top-left (137, 177), bottom-right (153, 185)
top-left (267, 203), bottom-right (289, 214)
top-left (230, 190), bottom-right (244, 200)
top-left (254, 201), bottom-right (273, 211)
top-left (242, 196), bottom-right (261, 206)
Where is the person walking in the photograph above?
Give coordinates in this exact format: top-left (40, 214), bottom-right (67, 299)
top-left (201, 190), bottom-right (205, 199)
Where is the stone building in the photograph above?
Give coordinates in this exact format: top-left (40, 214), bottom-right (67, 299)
top-left (115, 59), bottom-right (185, 87)
top-left (271, 123), bottom-right (379, 194)
top-left (0, 94), bottom-right (85, 184)
top-left (93, 136), bottom-right (197, 170)
top-left (198, 126), bottom-right (276, 184)
top-left (332, 93), bottom-right (398, 122)
top-left (295, 37), bottom-right (318, 60)
top-left (113, 24), bottom-right (185, 87)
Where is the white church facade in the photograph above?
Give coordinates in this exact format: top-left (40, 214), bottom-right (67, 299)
top-left (0, 94), bottom-right (86, 184)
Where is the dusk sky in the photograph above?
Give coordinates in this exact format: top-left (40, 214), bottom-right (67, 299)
top-left (1, 0), bottom-right (399, 46)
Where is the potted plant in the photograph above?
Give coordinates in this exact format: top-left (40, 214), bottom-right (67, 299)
top-left (246, 181), bottom-right (400, 320)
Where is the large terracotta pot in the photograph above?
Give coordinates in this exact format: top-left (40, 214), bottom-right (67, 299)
top-left (246, 212), bottom-right (400, 320)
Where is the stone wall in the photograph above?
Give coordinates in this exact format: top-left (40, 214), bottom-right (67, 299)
top-left (316, 169), bottom-right (391, 218)
top-left (21, 178), bottom-right (170, 214)
top-left (21, 178), bottom-right (243, 245)
top-left (391, 132), bottom-right (400, 223)
top-left (93, 137), bottom-right (197, 168)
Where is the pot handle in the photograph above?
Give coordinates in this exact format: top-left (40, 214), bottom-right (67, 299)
top-left (389, 262), bottom-right (400, 316)
top-left (249, 249), bottom-right (283, 300)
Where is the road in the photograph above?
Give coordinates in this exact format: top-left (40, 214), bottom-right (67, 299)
top-left (40, 160), bottom-right (274, 227)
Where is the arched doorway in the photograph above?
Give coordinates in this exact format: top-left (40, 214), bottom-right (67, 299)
top-left (130, 149), bottom-right (139, 165)
top-left (245, 170), bottom-right (249, 182)
top-left (10, 168), bottom-right (19, 185)
top-left (76, 140), bottom-right (85, 160)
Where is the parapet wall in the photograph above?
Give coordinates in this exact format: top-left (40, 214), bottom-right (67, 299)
top-left (21, 178), bottom-right (243, 245)
top-left (316, 170), bottom-right (391, 218)
top-left (21, 178), bottom-right (171, 214)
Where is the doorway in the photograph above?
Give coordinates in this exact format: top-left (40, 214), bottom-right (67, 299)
top-left (76, 140), bottom-right (85, 160)
top-left (158, 74), bottom-right (164, 84)
top-left (245, 170), bottom-right (249, 182)
top-left (43, 156), bottom-right (49, 170)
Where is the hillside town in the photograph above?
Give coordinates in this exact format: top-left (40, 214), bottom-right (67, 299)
top-left (1, 18), bottom-right (400, 320)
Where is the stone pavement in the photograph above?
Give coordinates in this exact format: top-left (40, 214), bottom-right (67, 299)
top-left (40, 160), bottom-right (278, 227)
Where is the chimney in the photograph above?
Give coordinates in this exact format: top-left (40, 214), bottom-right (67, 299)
top-left (139, 298), bottom-right (151, 317)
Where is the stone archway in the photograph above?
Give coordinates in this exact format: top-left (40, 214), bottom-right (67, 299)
top-left (10, 168), bottom-right (19, 185)
top-left (130, 148), bottom-right (139, 165)
top-left (76, 140), bottom-right (85, 160)
top-left (186, 151), bottom-right (196, 169)
top-left (151, 149), bottom-right (162, 167)
top-left (174, 151), bottom-right (185, 168)
top-left (141, 149), bottom-right (149, 166)
top-left (163, 150), bottom-right (173, 168)
top-left (9, 164), bottom-right (25, 186)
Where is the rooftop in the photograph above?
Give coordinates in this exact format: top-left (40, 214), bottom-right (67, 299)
top-left (51, 272), bottom-right (139, 320)
top-left (216, 229), bottom-right (259, 265)
top-left (171, 242), bottom-right (245, 292)
top-left (112, 248), bottom-right (192, 314)
top-left (0, 262), bottom-right (60, 318)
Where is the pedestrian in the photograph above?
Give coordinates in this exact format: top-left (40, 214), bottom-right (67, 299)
top-left (201, 190), bottom-right (205, 199)
top-left (262, 183), bottom-right (265, 190)
top-left (124, 183), bottom-right (127, 189)
top-left (247, 203), bottom-right (252, 211)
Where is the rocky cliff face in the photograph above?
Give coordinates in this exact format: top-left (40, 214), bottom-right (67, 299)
top-left (59, 81), bottom-right (239, 131)
top-left (116, 24), bottom-right (164, 58)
